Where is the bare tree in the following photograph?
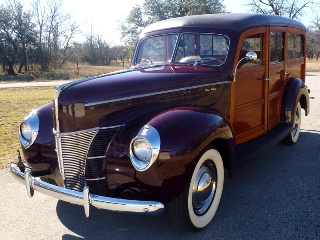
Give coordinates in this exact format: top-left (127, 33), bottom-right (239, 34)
top-left (32, 0), bottom-right (78, 69)
top-left (246, 0), bottom-right (318, 20)
top-left (306, 15), bottom-right (320, 60)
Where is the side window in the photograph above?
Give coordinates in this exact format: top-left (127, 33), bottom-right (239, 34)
top-left (238, 33), bottom-right (263, 68)
top-left (288, 33), bottom-right (304, 59)
top-left (176, 34), bottom-right (196, 60)
top-left (270, 32), bottom-right (284, 62)
top-left (200, 35), bottom-right (228, 56)
top-left (175, 33), bottom-right (229, 65)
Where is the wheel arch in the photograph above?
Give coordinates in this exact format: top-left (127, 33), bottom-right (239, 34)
top-left (209, 137), bottom-right (234, 176)
top-left (282, 77), bottom-right (309, 129)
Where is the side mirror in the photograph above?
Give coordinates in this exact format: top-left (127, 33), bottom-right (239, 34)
top-left (233, 51), bottom-right (258, 81)
top-left (245, 51), bottom-right (258, 62)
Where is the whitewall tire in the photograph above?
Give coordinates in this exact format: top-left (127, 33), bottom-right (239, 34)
top-left (283, 102), bottom-right (301, 145)
top-left (168, 148), bottom-right (224, 231)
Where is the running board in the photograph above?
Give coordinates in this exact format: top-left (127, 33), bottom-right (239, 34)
top-left (235, 124), bottom-right (291, 168)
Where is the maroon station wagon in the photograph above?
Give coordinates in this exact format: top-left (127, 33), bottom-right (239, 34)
top-left (11, 13), bottom-right (310, 231)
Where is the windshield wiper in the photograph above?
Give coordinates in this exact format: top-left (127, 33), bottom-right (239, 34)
top-left (137, 58), bottom-right (153, 65)
top-left (194, 57), bottom-right (225, 66)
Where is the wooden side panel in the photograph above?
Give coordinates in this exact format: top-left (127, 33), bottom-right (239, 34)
top-left (268, 62), bottom-right (285, 129)
top-left (234, 66), bottom-right (266, 144)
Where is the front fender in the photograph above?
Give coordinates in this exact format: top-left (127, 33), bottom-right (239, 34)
top-left (282, 78), bottom-right (310, 128)
top-left (143, 106), bottom-right (234, 202)
top-left (20, 102), bottom-right (57, 172)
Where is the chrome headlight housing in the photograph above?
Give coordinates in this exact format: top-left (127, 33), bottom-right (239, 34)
top-left (19, 111), bottom-right (39, 149)
top-left (130, 125), bottom-right (160, 171)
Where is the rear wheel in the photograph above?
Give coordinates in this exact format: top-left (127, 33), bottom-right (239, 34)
top-left (168, 148), bottom-right (224, 231)
top-left (283, 102), bottom-right (301, 145)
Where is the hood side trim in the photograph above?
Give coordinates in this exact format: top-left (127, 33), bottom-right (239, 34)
top-left (84, 81), bottom-right (231, 107)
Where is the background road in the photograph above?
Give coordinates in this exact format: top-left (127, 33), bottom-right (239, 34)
top-left (0, 80), bottom-right (69, 88)
top-left (0, 73), bottom-right (319, 239)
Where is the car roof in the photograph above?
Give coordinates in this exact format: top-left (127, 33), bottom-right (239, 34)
top-left (141, 13), bottom-right (306, 34)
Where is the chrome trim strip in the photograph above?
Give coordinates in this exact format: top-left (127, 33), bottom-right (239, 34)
top-left (87, 156), bottom-right (105, 160)
top-left (86, 177), bottom-right (106, 181)
top-left (58, 125), bottom-right (125, 137)
top-left (53, 129), bottom-right (65, 182)
top-left (85, 81), bottom-right (231, 107)
top-left (10, 162), bottom-right (164, 216)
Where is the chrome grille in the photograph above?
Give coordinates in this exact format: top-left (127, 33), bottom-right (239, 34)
top-left (57, 126), bottom-right (122, 193)
top-left (86, 127), bottom-right (120, 195)
top-left (60, 130), bottom-right (97, 191)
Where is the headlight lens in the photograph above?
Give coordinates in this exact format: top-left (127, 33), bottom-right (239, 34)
top-left (19, 112), bottom-right (39, 149)
top-left (20, 122), bottom-right (32, 141)
top-left (132, 138), bottom-right (153, 163)
top-left (130, 125), bottom-right (160, 171)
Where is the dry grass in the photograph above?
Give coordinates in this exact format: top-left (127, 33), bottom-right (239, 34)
top-left (0, 61), bottom-right (131, 82)
top-left (0, 87), bottom-right (55, 169)
top-left (59, 61), bottom-right (131, 80)
top-left (306, 59), bottom-right (320, 72)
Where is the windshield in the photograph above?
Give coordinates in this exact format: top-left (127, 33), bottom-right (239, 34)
top-left (136, 34), bottom-right (179, 65)
top-left (135, 33), bottom-right (229, 67)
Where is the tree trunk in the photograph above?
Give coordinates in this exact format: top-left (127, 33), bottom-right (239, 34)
top-left (18, 64), bottom-right (23, 73)
top-left (7, 64), bottom-right (16, 75)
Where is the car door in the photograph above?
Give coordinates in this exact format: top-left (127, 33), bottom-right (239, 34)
top-left (232, 27), bottom-right (268, 145)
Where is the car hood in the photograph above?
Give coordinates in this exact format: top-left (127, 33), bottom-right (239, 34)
top-left (57, 64), bottom-right (228, 106)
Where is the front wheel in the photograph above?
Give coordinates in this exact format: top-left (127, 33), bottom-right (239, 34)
top-left (283, 102), bottom-right (301, 145)
top-left (167, 148), bottom-right (224, 231)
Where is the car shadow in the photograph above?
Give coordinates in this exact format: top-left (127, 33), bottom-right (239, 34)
top-left (56, 131), bottom-right (320, 239)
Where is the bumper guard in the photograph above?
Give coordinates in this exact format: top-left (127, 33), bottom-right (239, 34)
top-left (10, 162), bottom-right (164, 217)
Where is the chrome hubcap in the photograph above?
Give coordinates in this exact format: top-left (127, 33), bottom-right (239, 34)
top-left (192, 162), bottom-right (217, 215)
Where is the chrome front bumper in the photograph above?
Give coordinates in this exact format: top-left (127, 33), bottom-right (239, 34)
top-left (10, 162), bottom-right (164, 217)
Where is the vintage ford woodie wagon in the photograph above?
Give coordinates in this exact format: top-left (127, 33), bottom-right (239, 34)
top-left (11, 13), bottom-right (310, 231)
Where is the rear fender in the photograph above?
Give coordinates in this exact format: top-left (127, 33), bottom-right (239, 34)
top-left (282, 78), bottom-right (310, 129)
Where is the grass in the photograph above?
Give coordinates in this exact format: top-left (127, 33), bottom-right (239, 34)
top-left (0, 87), bottom-right (55, 169)
top-left (306, 59), bottom-right (320, 72)
top-left (0, 62), bottom-right (131, 82)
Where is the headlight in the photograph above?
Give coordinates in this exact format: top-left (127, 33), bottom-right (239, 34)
top-left (19, 111), bottom-right (39, 149)
top-left (132, 138), bottom-right (153, 162)
top-left (20, 122), bottom-right (32, 141)
top-left (130, 125), bottom-right (160, 171)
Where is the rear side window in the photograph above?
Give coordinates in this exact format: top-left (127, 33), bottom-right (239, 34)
top-left (270, 32), bottom-right (284, 62)
top-left (288, 33), bottom-right (304, 59)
